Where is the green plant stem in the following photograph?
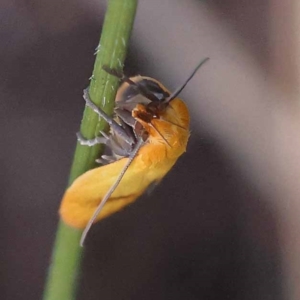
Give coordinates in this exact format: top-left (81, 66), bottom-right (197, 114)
top-left (43, 1), bottom-right (138, 299)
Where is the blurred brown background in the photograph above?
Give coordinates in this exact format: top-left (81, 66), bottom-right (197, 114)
top-left (2, 0), bottom-right (300, 299)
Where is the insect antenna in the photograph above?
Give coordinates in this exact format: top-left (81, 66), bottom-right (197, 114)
top-left (158, 118), bottom-right (188, 130)
top-left (164, 57), bottom-right (209, 103)
top-left (80, 138), bottom-right (144, 246)
top-left (149, 121), bottom-right (172, 147)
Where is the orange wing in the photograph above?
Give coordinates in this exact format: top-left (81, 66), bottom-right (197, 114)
top-left (59, 98), bottom-right (190, 228)
top-left (60, 144), bottom-right (179, 228)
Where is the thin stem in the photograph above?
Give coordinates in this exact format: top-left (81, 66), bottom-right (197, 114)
top-left (42, 1), bottom-right (138, 299)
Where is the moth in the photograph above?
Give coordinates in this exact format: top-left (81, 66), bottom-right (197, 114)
top-left (59, 58), bottom-right (209, 245)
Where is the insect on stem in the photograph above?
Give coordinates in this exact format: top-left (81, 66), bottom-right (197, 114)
top-left (80, 138), bottom-right (144, 246)
top-left (60, 58), bottom-right (209, 242)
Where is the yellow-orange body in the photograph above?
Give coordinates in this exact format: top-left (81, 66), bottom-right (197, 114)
top-left (60, 81), bottom-right (190, 228)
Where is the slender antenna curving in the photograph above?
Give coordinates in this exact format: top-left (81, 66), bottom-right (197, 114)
top-left (149, 121), bottom-right (172, 147)
top-left (165, 57), bottom-right (209, 103)
top-left (80, 138), bottom-right (144, 246)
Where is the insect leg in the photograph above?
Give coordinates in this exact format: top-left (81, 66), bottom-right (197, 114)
top-left (83, 89), bottom-right (135, 145)
top-left (96, 155), bottom-right (116, 164)
top-left (78, 128), bottom-right (131, 159)
top-left (76, 132), bottom-right (107, 147)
